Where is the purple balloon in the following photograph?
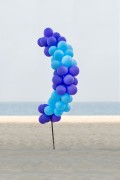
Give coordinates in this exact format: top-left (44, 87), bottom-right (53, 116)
top-left (44, 46), bottom-right (51, 57)
top-left (56, 85), bottom-right (66, 95)
top-left (40, 37), bottom-right (48, 47)
top-left (37, 38), bottom-right (44, 47)
top-left (57, 66), bottom-right (68, 76)
top-left (63, 74), bottom-right (74, 85)
top-left (73, 77), bottom-right (78, 85)
top-left (38, 104), bottom-right (48, 113)
top-left (58, 36), bottom-right (66, 42)
top-left (53, 70), bottom-right (57, 75)
top-left (52, 83), bottom-right (57, 90)
top-left (39, 114), bottom-right (51, 124)
top-left (52, 75), bottom-right (63, 85)
top-left (51, 114), bottom-right (61, 122)
top-left (53, 32), bottom-right (60, 39)
top-left (67, 84), bottom-right (77, 95)
top-left (44, 28), bottom-right (53, 37)
top-left (47, 36), bottom-right (56, 46)
top-left (69, 66), bottom-right (79, 76)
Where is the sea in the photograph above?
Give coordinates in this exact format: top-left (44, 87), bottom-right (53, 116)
top-left (0, 102), bottom-right (120, 116)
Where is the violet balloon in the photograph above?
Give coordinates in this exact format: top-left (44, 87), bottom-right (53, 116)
top-left (69, 66), bottom-right (80, 76)
top-left (67, 84), bottom-right (77, 95)
top-left (52, 75), bottom-right (63, 85)
top-left (56, 85), bottom-right (66, 95)
top-left (63, 74), bottom-right (74, 85)
top-left (57, 66), bottom-right (68, 76)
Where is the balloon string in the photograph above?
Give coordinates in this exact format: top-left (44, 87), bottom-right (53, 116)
top-left (51, 120), bottom-right (55, 150)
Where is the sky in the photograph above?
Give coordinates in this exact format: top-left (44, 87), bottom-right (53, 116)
top-left (0, 0), bottom-right (120, 102)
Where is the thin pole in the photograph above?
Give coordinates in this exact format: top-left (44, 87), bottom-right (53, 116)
top-left (51, 120), bottom-right (55, 150)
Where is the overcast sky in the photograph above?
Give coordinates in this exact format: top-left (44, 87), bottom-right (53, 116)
top-left (0, 0), bottom-right (120, 102)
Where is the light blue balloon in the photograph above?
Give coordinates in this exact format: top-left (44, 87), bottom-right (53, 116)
top-left (51, 56), bottom-right (54, 62)
top-left (61, 55), bottom-right (73, 67)
top-left (72, 59), bottom-right (77, 66)
top-left (61, 93), bottom-right (73, 103)
top-left (67, 44), bottom-right (73, 50)
top-left (51, 60), bottom-right (61, 70)
top-left (57, 41), bottom-right (67, 52)
top-left (51, 91), bottom-right (61, 101)
top-left (64, 104), bottom-right (71, 112)
top-left (54, 50), bottom-right (64, 61)
top-left (49, 46), bottom-right (57, 56)
top-left (48, 97), bottom-right (57, 108)
top-left (56, 101), bottom-right (66, 111)
top-left (65, 49), bottom-right (74, 57)
top-left (44, 106), bottom-right (54, 115)
top-left (54, 108), bottom-right (63, 116)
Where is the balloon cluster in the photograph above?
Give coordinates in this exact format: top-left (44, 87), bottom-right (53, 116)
top-left (37, 28), bottom-right (80, 124)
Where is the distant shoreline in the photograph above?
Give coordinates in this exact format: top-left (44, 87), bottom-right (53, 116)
top-left (0, 116), bottom-right (120, 123)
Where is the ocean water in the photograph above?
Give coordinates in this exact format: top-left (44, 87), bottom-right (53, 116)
top-left (0, 102), bottom-right (120, 116)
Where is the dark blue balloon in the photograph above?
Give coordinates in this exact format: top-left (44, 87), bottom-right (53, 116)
top-left (44, 28), bottom-right (53, 37)
top-left (58, 36), bottom-right (66, 42)
top-left (39, 114), bottom-right (51, 124)
top-left (53, 32), bottom-right (60, 39)
top-left (38, 104), bottom-right (48, 113)
top-left (44, 46), bottom-right (51, 57)
top-left (40, 37), bottom-right (48, 47)
top-left (37, 38), bottom-right (44, 47)
top-left (47, 36), bottom-right (57, 46)
top-left (51, 114), bottom-right (61, 122)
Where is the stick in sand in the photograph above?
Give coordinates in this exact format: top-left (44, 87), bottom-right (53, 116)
top-left (51, 120), bottom-right (55, 150)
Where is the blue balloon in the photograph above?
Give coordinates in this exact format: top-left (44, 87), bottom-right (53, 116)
top-left (51, 91), bottom-right (61, 101)
top-left (72, 59), bottom-right (77, 66)
top-left (44, 106), bottom-right (54, 115)
top-left (54, 108), bottom-right (63, 116)
top-left (64, 104), bottom-right (71, 112)
top-left (55, 101), bottom-right (66, 111)
top-left (65, 49), bottom-right (74, 57)
top-left (61, 93), bottom-right (73, 103)
top-left (61, 55), bottom-right (73, 67)
top-left (51, 60), bottom-right (61, 70)
top-left (49, 46), bottom-right (57, 56)
top-left (67, 44), bottom-right (73, 50)
top-left (57, 41), bottom-right (67, 52)
top-left (54, 50), bottom-right (64, 61)
top-left (48, 97), bottom-right (57, 108)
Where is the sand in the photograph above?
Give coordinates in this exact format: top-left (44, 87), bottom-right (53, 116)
top-left (0, 116), bottom-right (120, 180)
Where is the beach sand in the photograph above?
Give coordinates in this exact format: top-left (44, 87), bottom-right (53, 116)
top-left (0, 116), bottom-right (120, 180)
